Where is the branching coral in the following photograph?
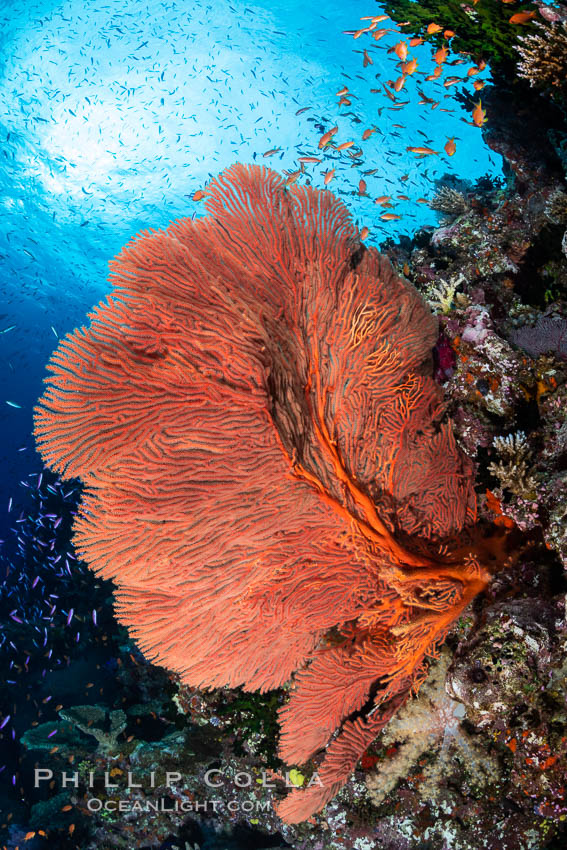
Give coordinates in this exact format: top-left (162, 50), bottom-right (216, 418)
top-left (488, 431), bottom-right (539, 498)
top-left (34, 164), bottom-right (492, 824)
top-left (487, 431), bottom-right (540, 531)
top-left (516, 19), bottom-right (567, 99)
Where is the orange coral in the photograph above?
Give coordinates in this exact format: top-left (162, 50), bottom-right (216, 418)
top-left (34, 164), bottom-right (490, 823)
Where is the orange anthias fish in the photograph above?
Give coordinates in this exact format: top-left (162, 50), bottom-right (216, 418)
top-left (393, 75), bottom-right (407, 92)
top-left (284, 170), bottom-right (301, 186)
top-left (318, 126), bottom-right (339, 148)
top-left (363, 48), bottom-right (373, 67)
top-left (361, 13), bottom-right (390, 23)
top-left (509, 10), bottom-right (537, 24)
top-left (358, 178), bottom-right (367, 195)
top-left (374, 195), bottom-right (392, 205)
top-left (402, 57), bottom-right (418, 75)
top-left (407, 145), bottom-right (438, 155)
top-left (444, 137), bottom-right (457, 156)
top-left (409, 36), bottom-right (424, 46)
top-left (393, 40), bottom-right (409, 60)
top-left (473, 79), bottom-right (486, 90)
top-left (362, 128), bottom-right (377, 141)
top-left (323, 168), bottom-right (335, 185)
top-left (372, 28), bottom-right (390, 41)
top-left (359, 226), bottom-right (369, 240)
top-left (263, 148), bottom-right (281, 157)
top-left (417, 88), bottom-right (436, 104)
top-left (426, 65), bottom-right (443, 80)
top-left (472, 99), bottom-right (487, 127)
top-left (383, 84), bottom-right (397, 101)
top-left (192, 189), bottom-right (207, 201)
top-left (298, 156), bottom-right (322, 163)
top-left (427, 22), bottom-right (443, 34)
top-left (434, 45), bottom-right (449, 64)
top-left (336, 86), bottom-right (349, 96)
top-left (336, 140), bottom-right (354, 150)
top-left (380, 212), bottom-right (402, 220)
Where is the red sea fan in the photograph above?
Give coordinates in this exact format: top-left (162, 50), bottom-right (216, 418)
top-left (34, 164), bottom-right (490, 822)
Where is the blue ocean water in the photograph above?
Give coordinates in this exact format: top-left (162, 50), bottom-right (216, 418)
top-left (0, 0), bottom-right (503, 546)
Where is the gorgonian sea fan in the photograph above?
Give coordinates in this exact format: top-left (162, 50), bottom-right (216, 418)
top-left (34, 164), bottom-right (490, 822)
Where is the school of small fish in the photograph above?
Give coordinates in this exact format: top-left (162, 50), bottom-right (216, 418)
top-left (263, 8), bottom-right (499, 241)
top-left (0, 472), bottom-right (115, 843)
top-left (185, 1), bottom-right (522, 245)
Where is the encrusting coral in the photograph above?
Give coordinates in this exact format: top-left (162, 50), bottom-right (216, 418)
top-left (33, 164), bottom-right (496, 823)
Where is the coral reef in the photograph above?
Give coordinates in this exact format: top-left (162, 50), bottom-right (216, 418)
top-left (539, 381), bottom-right (567, 567)
top-left (544, 188), bottom-right (567, 225)
top-left (446, 594), bottom-right (567, 829)
top-left (359, 592), bottom-right (567, 850)
top-left (34, 163), bottom-right (495, 823)
top-left (389, 161), bottom-right (567, 548)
